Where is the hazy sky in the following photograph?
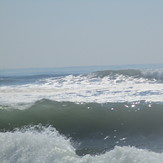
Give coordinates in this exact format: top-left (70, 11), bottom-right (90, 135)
top-left (0, 0), bottom-right (163, 69)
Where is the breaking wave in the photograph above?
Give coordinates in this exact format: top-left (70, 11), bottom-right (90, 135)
top-left (1, 100), bottom-right (163, 135)
top-left (1, 125), bottom-right (163, 163)
top-left (93, 68), bottom-right (163, 81)
top-left (1, 66), bottom-right (163, 162)
top-left (1, 69), bottom-right (163, 105)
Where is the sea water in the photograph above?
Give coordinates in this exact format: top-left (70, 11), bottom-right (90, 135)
top-left (0, 64), bottom-right (163, 163)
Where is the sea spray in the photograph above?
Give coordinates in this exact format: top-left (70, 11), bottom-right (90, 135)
top-left (1, 126), bottom-right (163, 163)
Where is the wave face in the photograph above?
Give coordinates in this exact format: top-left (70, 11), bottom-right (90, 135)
top-left (1, 100), bottom-right (163, 155)
top-left (93, 69), bottom-right (143, 78)
top-left (0, 100), bottom-right (163, 133)
top-left (93, 68), bottom-right (163, 81)
top-left (94, 68), bottom-right (163, 78)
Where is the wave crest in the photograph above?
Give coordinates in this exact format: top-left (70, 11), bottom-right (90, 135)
top-left (93, 68), bottom-right (163, 81)
top-left (142, 69), bottom-right (163, 80)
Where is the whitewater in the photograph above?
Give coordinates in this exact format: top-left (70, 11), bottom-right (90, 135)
top-left (1, 126), bottom-right (163, 163)
top-left (0, 64), bottom-right (163, 163)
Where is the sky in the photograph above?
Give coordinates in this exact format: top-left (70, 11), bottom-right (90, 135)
top-left (0, 0), bottom-right (163, 69)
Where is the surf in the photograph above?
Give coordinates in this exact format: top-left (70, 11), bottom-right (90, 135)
top-left (1, 65), bottom-right (163, 162)
top-left (1, 125), bottom-right (163, 163)
top-left (1, 100), bottom-right (163, 155)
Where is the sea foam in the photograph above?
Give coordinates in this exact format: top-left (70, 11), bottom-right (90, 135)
top-left (0, 72), bottom-right (163, 107)
top-left (0, 126), bottom-right (163, 163)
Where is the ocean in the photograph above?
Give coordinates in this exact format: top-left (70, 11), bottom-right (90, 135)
top-left (0, 64), bottom-right (163, 163)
